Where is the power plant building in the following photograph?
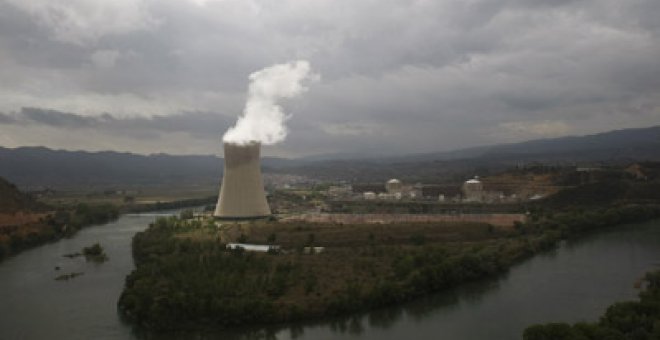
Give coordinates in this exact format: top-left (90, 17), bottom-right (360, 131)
top-left (214, 142), bottom-right (271, 219)
top-left (463, 176), bottom-right (485, 202)
top-left (385, 179), bottom-right (403, 194)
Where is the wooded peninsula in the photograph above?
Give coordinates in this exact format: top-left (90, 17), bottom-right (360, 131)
top-left (118, 203), bottom-right (660, 331)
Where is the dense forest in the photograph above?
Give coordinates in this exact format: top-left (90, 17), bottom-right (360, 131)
top-left (118, 204), bottom-right (660, 331)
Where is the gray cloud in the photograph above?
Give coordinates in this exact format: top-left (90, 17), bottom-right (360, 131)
top-left (1, 107), bottom-right (233, 140)
top-left (0, 0), bottom-right (659, 157)
top-left (0, 112), bottom-right (16, 124)
top-left (20, 108), bottom-right (94, 128)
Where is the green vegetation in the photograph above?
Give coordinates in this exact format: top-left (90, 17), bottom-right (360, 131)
top-left (522, 204), bottom-right (660, 240)
top-left (44, 203), bottom-right (120, 237)
top-left (538, 179), bottom-right (660, 208)
top-left (328, 200), bottom-right (523, 214)
top-left (0, 203), bottom-right (119, 262)
top-left (54, 272), bottom-right (84, 281)
top-left (269, 190), bottom-right (321, 214)
top-left (118, 204), bottom-right (660, 331)
top-left (2, 173), bottom-right (215, 263)
top-left (119, 219), bottom-right (519, 330)
top-left (524, 270), bottom-right (660, 340)
top-left (179, 209), bottom-right (195, 220)
top-left (82, 242), bottom-right (108, 263)
top-left (65, 204), bottom-right (121, 233)
top-left (123, 196), bottom-right (217, 214)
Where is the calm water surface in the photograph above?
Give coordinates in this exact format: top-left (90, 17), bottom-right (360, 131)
top-left (1, 214), bottom-right (659, 340)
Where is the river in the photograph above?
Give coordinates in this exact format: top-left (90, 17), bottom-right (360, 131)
top-left (0, 213), bottom-right (658, 340)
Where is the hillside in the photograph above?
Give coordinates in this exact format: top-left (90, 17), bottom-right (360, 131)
top-left (0, 146), bottom-right (302, 190)
top-left (0, 177), bottom-right (41, 213)
top-left (0, 147), bottom-right (223, 189)
top-left (280, 125), bottom-right (660, 181)
top-left (390, 125), bottom-right (660, 162)
top-left (1, 125), bottom-right (659, 188)
top-left (0, 176), bottom-right (48, 236)
top-left (0, 176), bottom-right (120, 261)
top-left (539, 180), bottom-right (660, 208)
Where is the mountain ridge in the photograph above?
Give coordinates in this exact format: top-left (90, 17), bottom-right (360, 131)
top-left (1, 125), bottom-right (659, 188)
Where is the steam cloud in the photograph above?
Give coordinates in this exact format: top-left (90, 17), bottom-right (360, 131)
top-left (223, 60), bottom-right (318, 145)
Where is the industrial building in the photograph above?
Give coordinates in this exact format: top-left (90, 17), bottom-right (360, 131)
top-left (385, 179), bottom-right (403, 194)
top-left (214, 142), bottom-right (272, 219)
top-left (226, 243), bottom-right (280, 253)
top-left (462, 176), bottom-right (484, 202)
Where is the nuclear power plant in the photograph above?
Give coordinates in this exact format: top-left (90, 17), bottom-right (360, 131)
top-left (214, 142), bottom-right (272, 220)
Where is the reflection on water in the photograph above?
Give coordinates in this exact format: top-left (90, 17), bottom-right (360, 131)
top-left (0, 217), bottom-right (659, 340)
top-left (368, 306), bottom-right (405, 329)
top-left (0, 210), bottom-right (182, 340)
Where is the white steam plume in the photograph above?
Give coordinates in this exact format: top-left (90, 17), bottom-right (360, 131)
top-left (223, 60), bottom-right (318, 145)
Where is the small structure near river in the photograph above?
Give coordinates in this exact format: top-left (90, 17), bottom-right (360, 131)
top-left (226, 243), bottom-right (280, 253)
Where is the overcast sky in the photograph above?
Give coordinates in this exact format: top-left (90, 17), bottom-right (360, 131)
top-left (0, 0), bottom-right (659, 157)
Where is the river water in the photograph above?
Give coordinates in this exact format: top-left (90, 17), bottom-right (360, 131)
top-left (0, 213), bottom-right (659, 340)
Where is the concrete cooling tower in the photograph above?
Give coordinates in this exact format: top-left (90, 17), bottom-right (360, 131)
top-left (214, 142), bottom-right (271, 219)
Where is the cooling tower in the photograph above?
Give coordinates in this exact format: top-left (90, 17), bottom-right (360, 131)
top-left (214, 142), bottom-right (271, 219)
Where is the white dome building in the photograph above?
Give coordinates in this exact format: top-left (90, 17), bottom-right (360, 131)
top-left (462, 176), bottom-right (484, 202)
top-left (385, 179), bottom-right (403, 194)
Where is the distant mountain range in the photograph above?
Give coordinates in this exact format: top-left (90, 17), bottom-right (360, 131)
top-left (408, 125), bottom-right (660, 161)
top-left (272, 125), bottom-right (660, 182)
top-left (0, 147), bottom-right (223, 189)
top-left (301, 125), bottom-right (660, 163)
top-left (1, 125), bottom-right (659, 189)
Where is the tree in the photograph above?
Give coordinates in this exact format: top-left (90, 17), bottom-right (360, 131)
top-left (180, 209), bottom-right (194, 220)
top-left (523, 323), bottom-right (579, 340)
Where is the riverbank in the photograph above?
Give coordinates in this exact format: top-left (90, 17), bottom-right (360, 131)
top-left (524, 269), bottom-right (660, 339)
top-left (0, 211), bottom-right (176, 340)
top-left (118, 204), bottom-right (660, 331)
top-left (120, 196), bottom-right (216, 214)
top-left (0, 195), bottom-right (216, 263)
top-left (0, 203), bottom-right (119, 262)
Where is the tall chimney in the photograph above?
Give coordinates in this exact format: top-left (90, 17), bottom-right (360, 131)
top-left (214, 142), bottom-right (271, 219)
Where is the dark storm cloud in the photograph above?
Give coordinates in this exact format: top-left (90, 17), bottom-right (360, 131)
top-left (1, 107), bottom-right (233, 140)
top-left (21, 108), bottom-right (93, 128)
top-left (0, 0), bottom-right (659, 156)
